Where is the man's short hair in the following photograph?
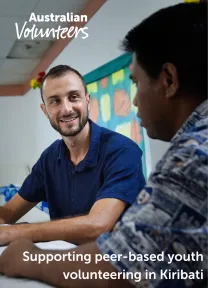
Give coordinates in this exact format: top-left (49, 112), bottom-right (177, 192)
top-left (122, 3), bottom-right (207, 98)
top-left (40, 65), bottom-right (87, 102)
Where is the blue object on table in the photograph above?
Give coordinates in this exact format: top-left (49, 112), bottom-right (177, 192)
top-left (0, 184), bottom-right (20, 202)
top-left (0, 184), bottom-right (49, 215)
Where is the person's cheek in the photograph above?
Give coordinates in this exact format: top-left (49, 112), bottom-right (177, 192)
top-left (139, 89), bottom-right (150, 121)
top-left (137, 90), bottom-right (143, 110)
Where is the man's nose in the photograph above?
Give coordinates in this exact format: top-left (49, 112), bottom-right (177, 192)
top-left (61, 99), bottom-right (73, 114)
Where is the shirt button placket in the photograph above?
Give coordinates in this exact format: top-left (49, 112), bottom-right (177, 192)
top-left (71, 170), bottom-right (76, 205)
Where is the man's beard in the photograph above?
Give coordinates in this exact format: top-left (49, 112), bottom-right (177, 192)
top-left (49, 113), bottom-right (88, 137)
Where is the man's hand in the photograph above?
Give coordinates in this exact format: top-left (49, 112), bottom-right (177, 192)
top-left (0, 218), bottom-right (5, 225)
top-left (0, 226), bottom-right (12, 246)
top-left (0, 198), bottom-right (126, 246)
top-left (0, 239), bottom-right (39, 278)
top-left (0, 194), bottom-right (38, 224)
top-left (0, 239), bottom-right (133, 288)
top-left (0, 225), bottom-right (29, 246)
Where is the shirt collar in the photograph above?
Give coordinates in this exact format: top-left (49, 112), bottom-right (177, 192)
top-left (81, 119), bottom-right (101, 168)
top-left (57, 140), bottom-right (67, 160)
top-left (57, 119), bottom-right (101, 168)
top-left (171, 99), bottom-right (208, 143)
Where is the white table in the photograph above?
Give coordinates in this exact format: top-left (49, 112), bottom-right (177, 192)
top-left (0, 240), bottom-right (76, 287)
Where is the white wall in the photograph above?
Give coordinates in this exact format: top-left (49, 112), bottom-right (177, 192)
top-left (0, 0), bottom-right (183, 185)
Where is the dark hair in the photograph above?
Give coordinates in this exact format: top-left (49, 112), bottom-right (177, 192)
top-left (122, 3), bottom-right (207, 97)
top-left (40, 65), bottom-right (87, 102)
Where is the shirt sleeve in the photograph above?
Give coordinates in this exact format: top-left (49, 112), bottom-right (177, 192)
top-left (96, 163), bottom-right (207, 287)
top-left (96, 144), bottom-right (145, 205)
top-left (18, 154), bottom-right (46, 203)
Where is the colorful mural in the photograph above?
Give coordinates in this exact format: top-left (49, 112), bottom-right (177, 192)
top-left (85, 53), bottom-right (151, 179)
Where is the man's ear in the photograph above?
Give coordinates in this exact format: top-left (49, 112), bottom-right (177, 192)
top-left (161, 63), bottom-right (180, 98)
top-left (86, 93), bottom-right (91, 109)
top-left (40, 103), bottom-right (49, 119)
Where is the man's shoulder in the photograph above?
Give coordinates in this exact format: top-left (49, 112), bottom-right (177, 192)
top-left (182, 115), bottom-right (207, 141)
top-left (154, 116), bottom-right (208, 186)
top-left (174, 115), bottom-right (208, 157)
top-left (46, 139), bottom-right (62, 150)
top-left (40, 139), bottom-right (63, 160)
top-left (100, 125), bottom-right (141, 153)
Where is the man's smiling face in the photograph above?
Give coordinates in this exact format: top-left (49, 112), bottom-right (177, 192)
top-left (41, 72), bottom-right (90, 137)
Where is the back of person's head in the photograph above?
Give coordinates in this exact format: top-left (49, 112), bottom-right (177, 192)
top-left (122, 2), bottom-right (207, 99)
top-left (40, 65), bottom-right (87, 102)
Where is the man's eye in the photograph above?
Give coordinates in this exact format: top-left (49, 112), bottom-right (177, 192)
top-left (51, 99), bottom-right (59, 104)
top-left (71, 95), bottom-right (78, 100)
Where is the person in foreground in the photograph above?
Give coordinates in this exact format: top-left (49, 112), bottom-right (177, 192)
top-left (0, 65), bottom-right (145, 245)
top-left (0, 2), bottom-right (207, 288)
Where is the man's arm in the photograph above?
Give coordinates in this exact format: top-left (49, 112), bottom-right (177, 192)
top-left (0, 193), bottom-right (38, 224)
top-left (0, 198), bottom-right (126, 245)
top-left (0, 142), bottom-right (143, 244)
top-left (0, 239), bottom-right (133, 288)
top-left (0, 144), bottom-right (143, 245)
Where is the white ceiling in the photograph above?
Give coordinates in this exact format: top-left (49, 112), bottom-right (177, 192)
top-left (0, 0), bottom-right (88, 85)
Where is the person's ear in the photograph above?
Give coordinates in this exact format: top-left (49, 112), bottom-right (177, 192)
top-left (86, 93), bottom-right (91, 110)
top-left (40, 103), bottom-right (49, 119)
top-left (161, 63), bottom-right (180, 98)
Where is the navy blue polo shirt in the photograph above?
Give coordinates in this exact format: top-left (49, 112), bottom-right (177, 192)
top-left (19, 120), bottom-right (145, 220)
